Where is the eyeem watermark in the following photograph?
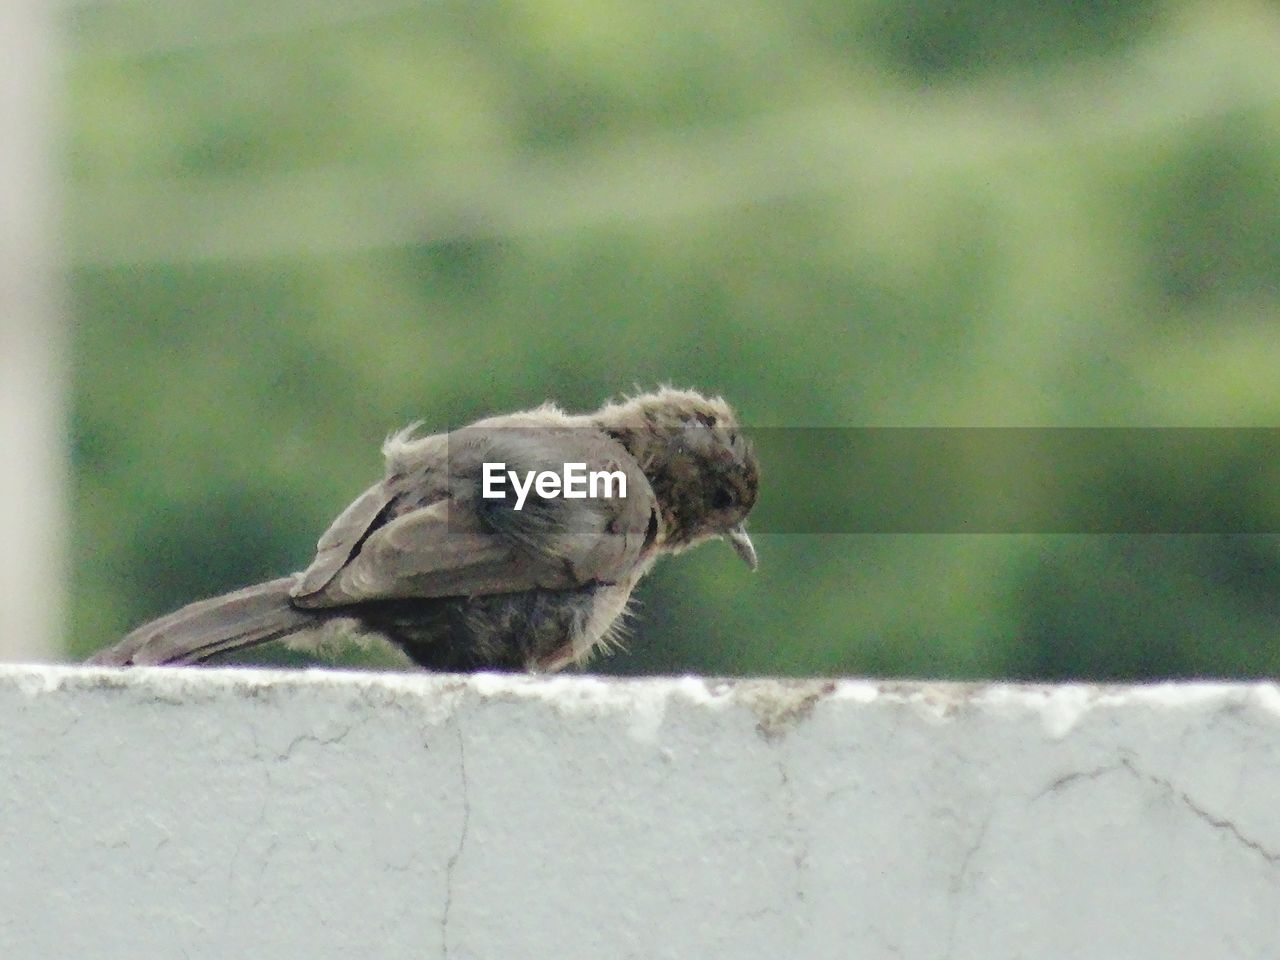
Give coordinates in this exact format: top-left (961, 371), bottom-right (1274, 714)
top-left (464, 427), bottom-right (1280, 532)
top-left (482, 462), bottom-right (627, 511)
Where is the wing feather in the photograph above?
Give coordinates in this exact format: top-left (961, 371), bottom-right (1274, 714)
top-left (292, 481), bottom-right (395, 598)
top-left (292, 426), bottom-right (656, 608)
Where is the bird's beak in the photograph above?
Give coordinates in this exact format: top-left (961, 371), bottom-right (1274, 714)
top-left (726, 525), bottom-right (758, 570)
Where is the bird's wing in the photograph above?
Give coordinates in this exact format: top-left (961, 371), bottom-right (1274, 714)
top-left (291, 480), bottom-right (397, 598)
top-left (291, 427), bottom-right (657, 608)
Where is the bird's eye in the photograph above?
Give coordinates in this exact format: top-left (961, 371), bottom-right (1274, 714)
top-left (711, 487), bottom-right (735, 510)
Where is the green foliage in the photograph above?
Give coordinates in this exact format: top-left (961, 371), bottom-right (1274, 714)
top-left (66, 0), bottom-right (1280, 679)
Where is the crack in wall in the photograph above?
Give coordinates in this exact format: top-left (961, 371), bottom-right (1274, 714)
top-left (1033, 764), bottom-right (1123, 800)
top-left (1035, 757), bottom-right (1280, 867)
top-left (949, 813), bottom-right (991, 896)
top-left (774, 757), bottom-right (809, 907)
top-left (441, 720), bottom-right (471, 959)
top-left (272, 720), bottom-right (360, 763)
top-left (1118, 757), bottom-right (1280, 866)
top-left (944, 810), bottom-right (993, 959)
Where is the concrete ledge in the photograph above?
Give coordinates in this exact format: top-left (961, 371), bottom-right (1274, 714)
top-left (2, 666), bottom-right (1279, 958)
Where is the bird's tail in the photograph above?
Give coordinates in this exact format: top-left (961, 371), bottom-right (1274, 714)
top-left (88, 576), bottom-right (318, 666)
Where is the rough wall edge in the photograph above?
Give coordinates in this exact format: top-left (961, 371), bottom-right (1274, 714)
top-left (3, 664), bottom-right (1280, 741)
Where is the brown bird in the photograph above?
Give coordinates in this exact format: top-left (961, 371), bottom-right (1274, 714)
top-left (89, 388), bottom-right (759, 671)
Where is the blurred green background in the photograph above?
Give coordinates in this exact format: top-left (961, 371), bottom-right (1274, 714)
top-left (65, 0), bottom-right (1280, 679)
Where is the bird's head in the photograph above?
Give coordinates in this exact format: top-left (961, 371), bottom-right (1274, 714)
top-left (594, 387), bottom-right (759, 568)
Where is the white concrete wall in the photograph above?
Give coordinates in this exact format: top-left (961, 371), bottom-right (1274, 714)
top-left (2, 665), bottom-right (1278, 959)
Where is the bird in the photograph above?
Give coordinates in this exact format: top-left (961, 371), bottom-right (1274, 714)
top-left (88, 387), bottom-right (759, 671)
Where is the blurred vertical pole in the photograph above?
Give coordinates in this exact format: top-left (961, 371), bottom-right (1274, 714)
top-left (0, 0), bottom-right (66, 660)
